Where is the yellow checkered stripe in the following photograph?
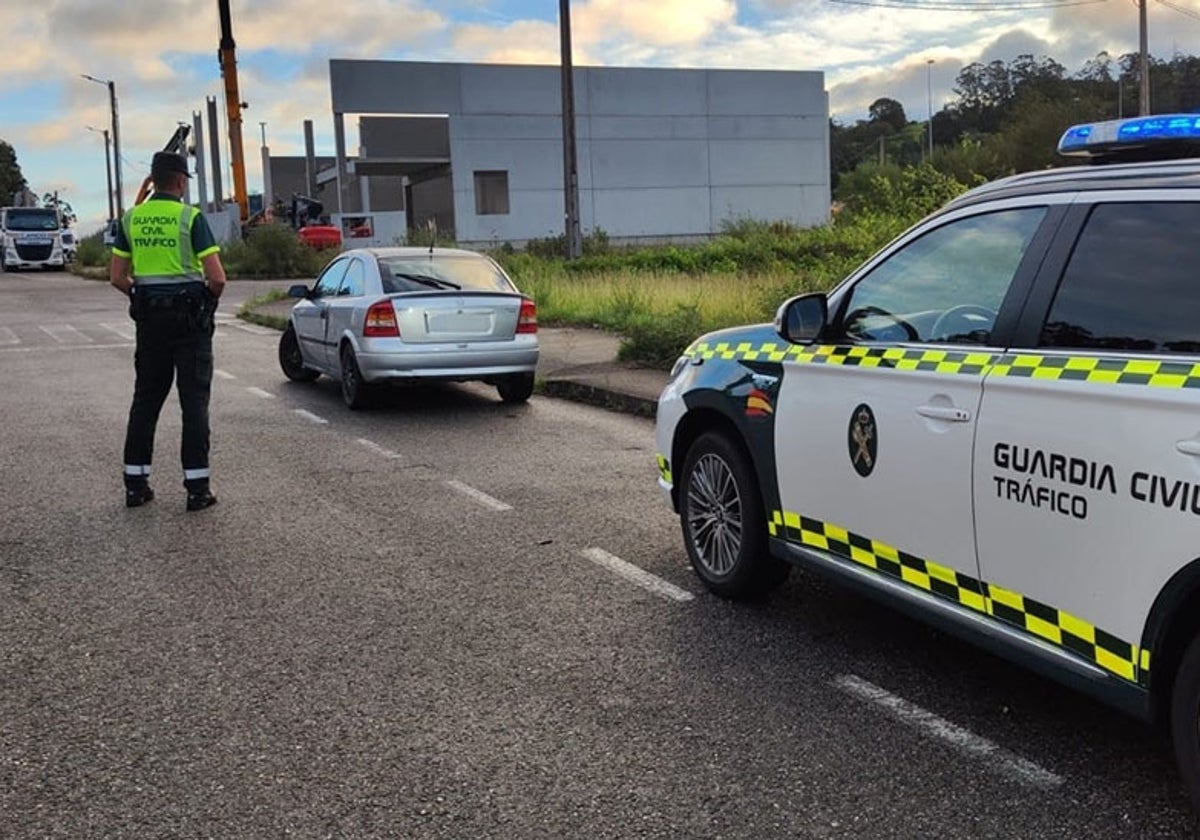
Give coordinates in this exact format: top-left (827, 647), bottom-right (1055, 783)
top-left (686, 341), bottom-right (1200, 392)
top-left (685, 342), bottom-right (996, 375)
top-left (992, 354), bottom-right (1200, 389)
top-left (769, 511), bottom-right (1145, 683)
top-left (655, 454), bottom-right (672, 485)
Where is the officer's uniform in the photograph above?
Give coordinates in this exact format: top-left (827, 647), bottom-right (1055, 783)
top-left (112, 165), bottom-right (221, 508)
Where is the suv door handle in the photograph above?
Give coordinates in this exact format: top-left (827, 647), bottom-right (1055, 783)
top-left (1176, 440), bottom-right (1200, 456)
top-left (916, 405), bottom-right (971, 422)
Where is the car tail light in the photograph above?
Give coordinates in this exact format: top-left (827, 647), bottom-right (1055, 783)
top-left (364, 301), bottom-right (400, 337)
top-left (517, 298), bottom-right (537, 334)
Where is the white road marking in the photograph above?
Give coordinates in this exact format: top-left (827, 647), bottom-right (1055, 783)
top-left (0, 327), bottom-right (17, 345)
top-left (213, 369), bottom-right (237, 380)
top-left (293, 409), bottom-right (328, 425)
top-left (246, 386), bottom-right (275, 399)
top-left (39, 325), bottom-right (92, 344)
top-left (832, 674), bottom-right (1063, 790)
top-left (0, 342), bottom-right (132, 354)
top-left (445, 480), bottom-right (513, 512)
top-left (231, 322), bottom-right (276, 336)
top-left (99, 322), bottom-right (135, 341)
top-left (356, 438), bottom-right (404, 460)
top-left (580, 547), bottom-right (695, 603)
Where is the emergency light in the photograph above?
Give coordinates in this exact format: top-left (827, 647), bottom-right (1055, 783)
top-left (1058, 114), bottom-right (1200, 160)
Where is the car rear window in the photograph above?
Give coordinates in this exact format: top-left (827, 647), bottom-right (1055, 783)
top-left (379, 255), bottom-right (515, 294)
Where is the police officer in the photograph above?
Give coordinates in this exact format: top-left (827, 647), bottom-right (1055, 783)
top-left (110, 151), bottom-right (226, 511)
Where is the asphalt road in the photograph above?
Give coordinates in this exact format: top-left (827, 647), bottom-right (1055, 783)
top-left (2, 271), bottom-right (1197, 838)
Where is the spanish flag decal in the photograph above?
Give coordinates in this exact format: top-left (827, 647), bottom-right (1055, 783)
top-left (746, 388), bottom-right (774, 417)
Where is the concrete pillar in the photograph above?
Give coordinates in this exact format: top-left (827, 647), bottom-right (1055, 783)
top-left (193, 112), bottom-right (209, 211)
top-left (304, 120), bottom-right (317, 198)
top-left (207, 97), bottom-right (224, 209)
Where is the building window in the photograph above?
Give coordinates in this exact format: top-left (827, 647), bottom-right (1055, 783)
top-left (474, 171), bottom-right (510, 216)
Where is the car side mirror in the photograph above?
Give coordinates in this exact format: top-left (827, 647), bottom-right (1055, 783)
top-left (288, 284), bottom-right (310, 299)
top-left (775, 293), bottom-right (828, 344)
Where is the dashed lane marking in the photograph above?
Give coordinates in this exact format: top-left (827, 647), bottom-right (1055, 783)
top-left (0, 342), bottom-right (131, 354)
top-left (580, 547), bottom-right (696, 603)
top-left (293, 408), bottom-right (328, 425)
top-left (229, 322), bottom-right (276, 336)
top-left (99, 322), bottom-right (135, 341)
top-left (246, 386), bottom-right (275, 399)
top-left (39, 325), bottom-right (92, 344)
top-left (213, 369), bottom-right (237, 380)
top-left (833, 674), bottom-right (1063, 790)
top-left (356, 438), bottom-right (404, 460)
top-left (0, 327), bottom-right (16, 345)
top-left (445, 480), bottom-right (513, 512)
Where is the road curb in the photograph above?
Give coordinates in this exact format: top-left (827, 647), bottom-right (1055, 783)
top-left (537, 379), bottom-right (657, 418)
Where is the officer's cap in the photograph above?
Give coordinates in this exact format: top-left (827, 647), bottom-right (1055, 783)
top-left (151, 151), bottom-right (191, 178)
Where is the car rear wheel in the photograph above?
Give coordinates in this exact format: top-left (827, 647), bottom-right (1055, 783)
top-left (680, 432), bottom-right (788, 598)
top-left (340, 344), bottom-right (372, 410)
top-left (1170, 631), bottom-right (1200, 811)
top-left (497, 372), bottom-right (535, 403)
top-left (279, 325), bottom-right (319, 382)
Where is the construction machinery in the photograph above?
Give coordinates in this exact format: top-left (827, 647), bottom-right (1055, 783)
top-left (132, 124), bottom-right (191, 206)
top-left (218, 0), bottom-right (249, 222)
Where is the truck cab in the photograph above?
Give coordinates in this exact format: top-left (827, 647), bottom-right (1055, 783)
top-left (1, 206), bottom-right (66, 271)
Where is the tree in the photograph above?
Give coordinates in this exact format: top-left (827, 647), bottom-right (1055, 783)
top-left (0, 140), bottom-right (27, 206)
top-left (868, 97), bottom-right (908, 133)
top-left (42, 193), bottom-right (77, 227)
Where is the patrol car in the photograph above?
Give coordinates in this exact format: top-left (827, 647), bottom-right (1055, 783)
top-left (654, 114), bottom-right (1200, 807)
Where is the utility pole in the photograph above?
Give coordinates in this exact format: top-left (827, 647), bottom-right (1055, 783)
top-left (87, 126), bottom-right (114, 222)
top-left (1138, 0), bottom-right (1150, 115)
top-left (559, 0), bottom-right (582, 260)
top-left (82, 75), bottom-right (124, 218)
top-left (926, 60), bottom-right (934, 160)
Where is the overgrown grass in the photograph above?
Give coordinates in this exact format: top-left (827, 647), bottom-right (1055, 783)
top-left (237, 287), bottom-right (291, 330)
top-left (221, 223), bottom-right (339, 278)
top-left (498, 213), bottom-right (910, 367)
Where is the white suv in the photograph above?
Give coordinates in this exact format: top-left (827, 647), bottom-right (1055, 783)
top-left (654, 114), bottom-right (1200, 809)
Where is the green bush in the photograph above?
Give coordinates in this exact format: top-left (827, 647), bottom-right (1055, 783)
top-left (221, 223), bottom-right (337, 278)
top-left (835, 161), bottom-right (977, 220)
top-left (75, 231), bottom-right (108, 267)
top-left (618, 303), bottom-right (705, 368)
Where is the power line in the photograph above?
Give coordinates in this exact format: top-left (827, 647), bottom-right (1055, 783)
top-left (826, 0), bottom-right (1104, 9)
top-left (1156, 0), bottom-right (1200, 21)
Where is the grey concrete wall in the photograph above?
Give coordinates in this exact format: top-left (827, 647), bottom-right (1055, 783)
top-left (329, 60), bottom-right (829, 245)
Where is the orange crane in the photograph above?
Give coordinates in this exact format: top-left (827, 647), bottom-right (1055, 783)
top-left (218, 0), bottom-right (249, 222)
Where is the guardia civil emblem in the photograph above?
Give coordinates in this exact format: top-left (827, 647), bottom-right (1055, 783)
top-left (848, 404), bottom-right (877, 477)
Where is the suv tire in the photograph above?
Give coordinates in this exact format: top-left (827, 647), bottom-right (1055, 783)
top-left (680, 432), bottom-right (789, 598)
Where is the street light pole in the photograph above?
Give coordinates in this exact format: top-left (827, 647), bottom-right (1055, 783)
top-left (1138, 0), bottom-right (1150, 115)
top-left (82, 74), bottom-right (124, 218)
top-left (87, 126), bottom-right (114, 222)
top-left (926, 60), bottom-right (934, 160)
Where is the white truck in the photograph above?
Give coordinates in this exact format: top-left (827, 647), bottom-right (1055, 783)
top-left (1, 206), bottom-right (67, 271)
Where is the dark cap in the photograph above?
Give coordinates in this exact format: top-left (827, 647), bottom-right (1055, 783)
top-left (151, 151), bottom-right (191, 178)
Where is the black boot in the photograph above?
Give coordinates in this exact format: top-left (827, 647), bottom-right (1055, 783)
top-left (125, 485), bottom-right (155, 508)
top-left (186, 489), bottom-right (218, 511)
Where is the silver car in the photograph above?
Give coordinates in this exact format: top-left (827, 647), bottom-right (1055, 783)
top-left (278, 247), bottom-right (539, 409)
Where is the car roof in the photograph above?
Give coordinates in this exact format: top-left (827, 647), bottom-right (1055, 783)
top-left (944, 157), bottom-right (1200, 213)
top-left (358, 247), bottom-right (491, 260)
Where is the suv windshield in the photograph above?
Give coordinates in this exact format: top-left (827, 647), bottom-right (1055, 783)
top-left (379, 255), bottom-right (514, 294)
top-left (5, 209), bottom-right (60, 231)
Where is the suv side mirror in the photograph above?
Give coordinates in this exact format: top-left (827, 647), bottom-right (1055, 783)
top-left (288, 284), bottom-right (310, 299)
top-left (775, 293), bottom-right (828, 344)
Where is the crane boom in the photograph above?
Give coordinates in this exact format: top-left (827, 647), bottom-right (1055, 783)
top-left (218, 0), bottom-right (249, 222)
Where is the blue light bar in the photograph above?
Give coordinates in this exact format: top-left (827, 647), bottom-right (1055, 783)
top-left (1058, 114), bottom-right (1200, 156)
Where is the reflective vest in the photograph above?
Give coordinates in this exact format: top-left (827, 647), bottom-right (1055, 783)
top-left (120, 199), bottom-right (203, 286)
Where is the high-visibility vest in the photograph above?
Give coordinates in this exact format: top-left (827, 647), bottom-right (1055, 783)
top-left (120, 199), bottom-right (203, 286)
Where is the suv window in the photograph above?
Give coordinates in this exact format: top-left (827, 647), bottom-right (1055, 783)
top-left (840, 207), bottom-right (1046, 345)
top-left (337, 259), bottom-right (365, 297)
top-left (1040, 202), bottom-right (1200, 353)
top-left (314, 259), bottom-right (348, 297)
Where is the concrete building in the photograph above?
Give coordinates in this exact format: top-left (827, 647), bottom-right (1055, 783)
top-left (308, 60), bottom-right (830, 247)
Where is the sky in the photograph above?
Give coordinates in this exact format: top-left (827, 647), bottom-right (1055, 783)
top-left (3, 0), bottom-right (1199, 235)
